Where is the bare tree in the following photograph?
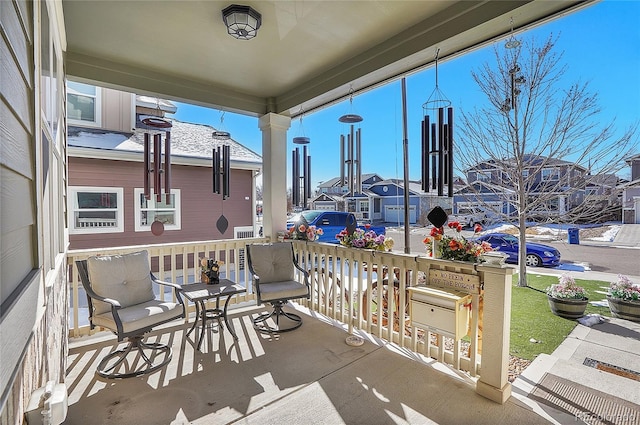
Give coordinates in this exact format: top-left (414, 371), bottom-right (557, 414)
top-left (457, 34), bottom-right (637, 286)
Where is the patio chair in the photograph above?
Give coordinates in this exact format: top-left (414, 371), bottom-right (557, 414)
top-left (246, 242), bottom-right (310, 332)
top-left (76, 250), bottom-right (185, 378)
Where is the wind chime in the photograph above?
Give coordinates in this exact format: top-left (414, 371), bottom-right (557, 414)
top-left (339, 90), bottom-right (363, 196)
top-left (142, 114), bottom-right (172, 236)
top-left (421, 49), bottom-right (454, 198)
top-left (291, 114), bottom-right (311, 209)
top-left (212, 111), bottom-right (231, 234)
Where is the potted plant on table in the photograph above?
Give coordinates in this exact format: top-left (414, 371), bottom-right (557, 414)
top-left (546, 273), bottom-right (588, 319)
top-left (607, 274), bottom-right (640, 322)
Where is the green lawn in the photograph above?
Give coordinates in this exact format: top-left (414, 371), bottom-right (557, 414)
top-left (510, 274), bottom-right (612, 360)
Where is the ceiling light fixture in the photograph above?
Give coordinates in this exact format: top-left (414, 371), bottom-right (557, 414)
top-left (222, 4), bottom-right (262, 40)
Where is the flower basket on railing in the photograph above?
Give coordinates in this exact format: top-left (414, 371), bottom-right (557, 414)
top-left (423, 222), bottom-right (492, 263)
top-left (335, 224), bottom-right (394, 251)
top-left (285, 216), bottom-right (323, 241)
top-left (607, 274), bottom-right (640, 322)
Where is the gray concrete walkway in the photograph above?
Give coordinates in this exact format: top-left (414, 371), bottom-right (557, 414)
top-left (613, 224), bottom-right (640, 247)
top-left (512, 317), bottom-right (640, 424)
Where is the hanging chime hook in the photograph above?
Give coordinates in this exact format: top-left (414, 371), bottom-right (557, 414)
top-left (434, 48), bottom-right (441, 89)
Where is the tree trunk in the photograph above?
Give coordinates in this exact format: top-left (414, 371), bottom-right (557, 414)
top-left (517, 212), bottom-right (528, 287)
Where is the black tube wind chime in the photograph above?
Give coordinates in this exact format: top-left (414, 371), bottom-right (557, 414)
top-left (291, 115), bottom-right (311, 209)
top-left (142, 116), bottom-right (173, 236)
top-left (339, 91), bottom-right (363, 196)
top-left (212, 111), bottom-right (231, 234)
top-left (421, 49), bottom-right (454, 198)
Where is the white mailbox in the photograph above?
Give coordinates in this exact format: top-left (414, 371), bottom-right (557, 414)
top-left (409, 285), bottom-right (472, 340)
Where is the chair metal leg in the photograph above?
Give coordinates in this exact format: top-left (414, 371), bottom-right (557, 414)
top-left (97, 335), bottom-right (172, 379)
top-left (252, 300), bottom-right (303, 333)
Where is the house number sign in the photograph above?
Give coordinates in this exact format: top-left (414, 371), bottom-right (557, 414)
top-left (428, 270), bottom-right (481, 294)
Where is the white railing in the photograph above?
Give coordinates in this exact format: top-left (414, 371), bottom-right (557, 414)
top-left (66, 239), bottom-right (513, 403)
top-left (290, 242), bottom-right (482, 374)
top-left (67, 237), bottom-right (266, 337)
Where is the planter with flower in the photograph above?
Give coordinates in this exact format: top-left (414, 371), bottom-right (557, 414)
top-left (336, 224), bottom-right (394, 251)
top-left (422, 222), bottom-right (492, 263)
top-left (200, 258), bottom-right (223, 284)
top-left (607, 274), bottom-right (640, 322)
top-left (546, 273), bottom-right (588, 319)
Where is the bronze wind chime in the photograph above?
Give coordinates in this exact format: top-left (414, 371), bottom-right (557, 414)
top-left (212, 145), bottom-right (230, 200)
top-left (291, 143), bottom-right (311, 209)
top-left (212, 111), bottom-right (231, 234)
top-left (339, 91), bottom-right (363, 196)
top-left (143, 117), bottom-right (172, 203)
top-left (421, 49), bottom-right (454, 198)
top-left (142, 116), bottom-right (173, 236)
top-left (291, 113), bottom-right (311, 209)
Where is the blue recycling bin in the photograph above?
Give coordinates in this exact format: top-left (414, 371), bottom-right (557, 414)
top-left (568, 228), bottom-right (580, 245)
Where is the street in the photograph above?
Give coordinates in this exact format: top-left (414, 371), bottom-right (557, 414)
top-left (386, 228), bottom-right (640, 278)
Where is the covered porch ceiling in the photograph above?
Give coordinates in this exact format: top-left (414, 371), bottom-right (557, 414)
top-left (62, 0), bottom-right (589, 119)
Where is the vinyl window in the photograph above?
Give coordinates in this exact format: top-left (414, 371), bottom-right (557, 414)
top-left (69, 187), bottom-right (124, 234)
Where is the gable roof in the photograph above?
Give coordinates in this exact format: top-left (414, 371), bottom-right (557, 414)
top-left (68, 118), bottom-right (261, 167)
top-left (318, 173), bottom-right (384, 188)
top-left (466, 155), bottom-right (588, 173)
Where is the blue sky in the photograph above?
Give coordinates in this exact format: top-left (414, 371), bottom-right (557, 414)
top-left (168, 0), bottom-right (640, 188)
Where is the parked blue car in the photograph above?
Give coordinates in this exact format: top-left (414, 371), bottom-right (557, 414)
top-left (474, 233), bottom-right (561, 267)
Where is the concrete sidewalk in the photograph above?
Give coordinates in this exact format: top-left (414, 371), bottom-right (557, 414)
top-left (513, 317), bottom-right (640, 424)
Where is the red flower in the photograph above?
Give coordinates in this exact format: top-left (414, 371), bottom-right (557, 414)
top-left (365, 223), bottom-right (371, 229)
top-left (474, 224), bottom-right (482, 233)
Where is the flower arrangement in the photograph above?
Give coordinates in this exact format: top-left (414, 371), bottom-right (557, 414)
top-left (286, 223), bottom-right (324, 241)
top-left (336, 224), bottom-right (394, 251)
top-left (200, 258), bottom-right (223, 284)
top-left (422, 221), bottom-right (492, 262)
top-left (546, 273), bottom-right (588, 300)
top-left (608, 274), bottom-right (640, 302)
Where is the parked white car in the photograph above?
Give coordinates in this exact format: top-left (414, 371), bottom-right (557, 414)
top-left (448, 208), bottom-right (488, 228)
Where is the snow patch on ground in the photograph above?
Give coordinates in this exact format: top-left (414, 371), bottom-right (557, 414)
top-left (589, 225), bottom-right (621, 242)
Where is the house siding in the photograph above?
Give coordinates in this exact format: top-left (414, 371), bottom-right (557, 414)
top-left (1, 1), bottom-right (68, 424)
top-left (102, 87), bottom-right (135, 132)
top-left (69, 157), bottom-right (254, 249)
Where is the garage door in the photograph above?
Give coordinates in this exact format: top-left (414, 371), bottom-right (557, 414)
top-left (384, 205), bottom-right (417, 223)
top-left (314, 203), bottom-right (336, 211)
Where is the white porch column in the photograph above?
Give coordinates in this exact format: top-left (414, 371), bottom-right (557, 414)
top-left (258, 113), bottom-right (291, 240)
top-left (475, 264), bottom-right (514, 404)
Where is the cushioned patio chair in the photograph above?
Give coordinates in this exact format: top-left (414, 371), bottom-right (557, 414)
top-left (246, 242), bottom-right (310, 332)
top-left (76, 251), bottom-right (185, 378)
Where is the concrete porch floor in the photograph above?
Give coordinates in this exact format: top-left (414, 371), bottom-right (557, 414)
top-left (65, 304), bottom-right (560, 425)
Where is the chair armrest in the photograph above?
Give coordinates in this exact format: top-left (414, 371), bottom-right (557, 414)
top-left (102, 298), bottom-right (122, 309)
top-left (151, 275), bottom-right (182, 291)
top-left (150, 273), bottom-right (185, 306)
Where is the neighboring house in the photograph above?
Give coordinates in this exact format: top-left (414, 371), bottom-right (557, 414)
top-left (620, 154), bottom-right (640, 224)
top-left (368, 179), bottom-right (453, 224)
top-left (453, 181), bottom-right (517, 218)
top-left (318, 173), bottom-right (384, 196)
top-left (457, 155), bottom-right (589, 219)
top-left (67, 85), bottom-right (262, 250)
top-left (313, 175), bottom-right (453, 224)
top-left (310, 193), bottom-right (343, 211)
